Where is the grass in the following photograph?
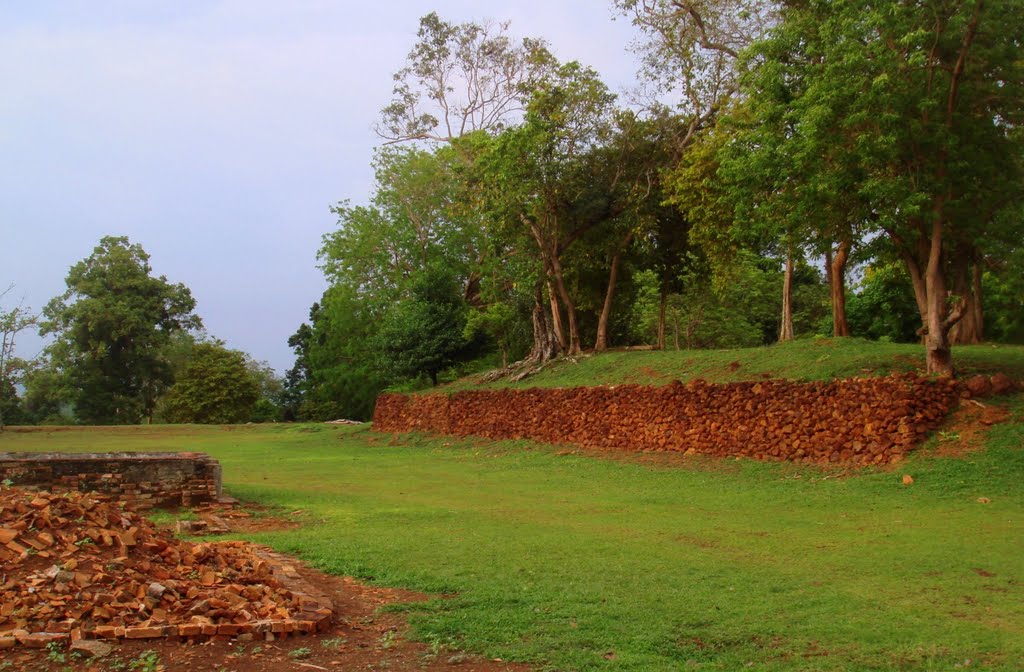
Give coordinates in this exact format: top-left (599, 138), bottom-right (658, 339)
top-left (2, 342), bottom-right (1023, 670)
top-left (441, 338), bottom-right (1024, 392)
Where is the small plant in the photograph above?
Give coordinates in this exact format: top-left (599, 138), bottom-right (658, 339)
top-left (232, 643), bottom-right (247, 656)
top-left (74, 536), bottom-right (94, 547)
top-left (1, 478), bottom-right (14, 489)
top-left (938, 430), bottom-right (961, 442)
top-left (287, 647), bottom-right (312, 660)
top-left (107, 657), bottom-right (127, 672)
top-left (127, 650), bottom-right (160, 672)
top-left (46, 641), bottom-right (67, 663)
top-left (321, 637), bottom-right (345, 651)
top-left (379, 629), bottom-right (397, 649)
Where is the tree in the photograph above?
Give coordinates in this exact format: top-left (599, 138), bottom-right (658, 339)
top-left (481, 60), bottom-right (619, 357)
top-left (375, 266), bottom-right (470, 386)
top-left (377, 13), bottom-right (550, 143)
top-left (41, 236), bottom-right (202, 424)
top-left (162, 343), bottom-right (259, 424)
top-left (246, 357), bottom-right (285, 423)
top-left (615, 0), bottom-right (777, 149)
top-left (0, 285), bottom-right (38, 429)
top-left (743, 0), bottom-right (1024, 374)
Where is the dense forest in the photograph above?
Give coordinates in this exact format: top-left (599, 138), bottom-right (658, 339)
top-left (3, 0), bottom-right (1022, 426)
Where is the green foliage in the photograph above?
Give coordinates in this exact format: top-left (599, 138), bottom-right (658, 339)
top-left (41, 236), bottom-right (202, 424)
top-left (984, 248), bottom-right (1024, 344)
top-left (0, 287), bottom-right (38, 428)
top-left (288, 289), bottom-right (389, 422)
top-left (847, 264), bottom-right (922, 343)
top-left (162, 343), bottom-right (259, 424)
top-left (376, 267), bottom-right (470, 386)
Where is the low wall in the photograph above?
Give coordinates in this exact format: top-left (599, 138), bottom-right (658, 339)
top-left (372, 374), bottom-right (961, 465)
top-left (0, 452), bottom-right (222, 509)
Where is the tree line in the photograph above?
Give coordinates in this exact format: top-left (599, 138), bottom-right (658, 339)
top-left (286, 1), bottom-right (1023, 421)
top-left (1, 237), bottom-right (285, 427)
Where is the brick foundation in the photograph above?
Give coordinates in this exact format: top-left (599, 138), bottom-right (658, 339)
top-left (0, 452), bottom-right (222, 509)
top-left (372, 374), bottom-right (961, 466)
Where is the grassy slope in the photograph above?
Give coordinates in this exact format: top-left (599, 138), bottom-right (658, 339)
top-left (443, 339), bottom-right (1024, 392)
top-left (3, 342), bottom-right (1023, 671)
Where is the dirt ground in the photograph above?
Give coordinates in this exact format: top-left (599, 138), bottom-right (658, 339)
top-left (0, 565), bottom-right (529, 672)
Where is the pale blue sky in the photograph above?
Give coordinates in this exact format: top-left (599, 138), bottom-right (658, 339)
top-left (1, 1), bottom-right (641, 373)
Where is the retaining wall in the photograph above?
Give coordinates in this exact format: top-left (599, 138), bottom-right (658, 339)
top-left (0, 452), bottom-right (222, 508)
top-left (373, 374), bottom-right (961, 465)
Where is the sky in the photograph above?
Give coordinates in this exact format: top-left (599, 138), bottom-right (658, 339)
top-left (0, 1), bottom-right (642, 374)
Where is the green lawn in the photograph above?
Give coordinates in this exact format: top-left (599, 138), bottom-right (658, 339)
top-left (3, 398), bottom-right (1022, 671)
top-left (442, 339), bottom-right (1024, 392)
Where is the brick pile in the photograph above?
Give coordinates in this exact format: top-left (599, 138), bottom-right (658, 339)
top-left (373, 374), bottom-right (962, 465)
top-left (0, 488), bottom-right (331, 650)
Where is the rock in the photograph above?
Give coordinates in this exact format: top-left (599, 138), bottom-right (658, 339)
top-left (70, 639), bottom-right (115, 658)
top-left (964, 375), bottom-right (992, 397)
top-left (990, 373), bottom-right (1016, 395)
top-left (977, 497), bottom-right (991, 504)
top-left (902, 475), bottom-right (914, 485)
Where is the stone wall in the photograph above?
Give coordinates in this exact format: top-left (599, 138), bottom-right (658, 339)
top-left (0, 452), bottom-right (221, 509)
top-left (373, 374), bottom-right (961, 466)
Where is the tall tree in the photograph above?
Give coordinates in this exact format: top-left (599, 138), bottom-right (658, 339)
top-left (375, 265), bottom-right (470, 386)
top-left (377, 12), bottom-right (551, 143)
top-left (41, 237), bottom-right (202, 424)
top-left (615, 0), bottom-right (777, 149)
top-left (773, 0), bottom-right (1023, 374)
top-left (482, 60), bottom-right (618, 357)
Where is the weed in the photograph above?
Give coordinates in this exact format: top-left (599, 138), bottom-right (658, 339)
top-left (379, 629), bottom-right (397, 649)
top-left (321, 637), bottom-right (345, 650)
top-left (46, 641), bottom-right (66, 664)
top-left (127, 650), bottom-right (160, 672)
top-left (287, 647), bottom-right (312, 660)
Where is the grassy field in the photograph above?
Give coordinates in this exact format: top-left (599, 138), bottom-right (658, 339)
top-left (444, 339), bottom-right (1024, 392)
top-left (2, 342), bottom-right (1023, 671)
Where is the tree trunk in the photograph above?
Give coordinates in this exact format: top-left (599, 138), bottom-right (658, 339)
top-left (530, 283), bottom-right (561, 362)
top-left (949, 244), bottom-right (982, 344)
top-left (779, 253), bottom-right (795, 342)
top-left (924, 223), bottom-right (953, 376)
top-left (549, 253), bottom-right (581, 356)
top-left (657, 274), bottom-right (669, 350)
top-left (546, 279), bottom-right (567, 351)
top-left (899, 247), bottom-right (930, 334)
top-left (972, 260), bottom-right (984, 339)
top-left (595, 232), bottom-right (634, 352)
top-left (829, 240), bottom-right (850, 337)
top-left (429, 369), bottom-right (439, 386)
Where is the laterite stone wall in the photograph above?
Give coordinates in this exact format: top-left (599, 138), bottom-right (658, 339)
top-left (373, 374), bottom-right (961, 465)
top-left (0, 452), bottom-right (222, 509)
